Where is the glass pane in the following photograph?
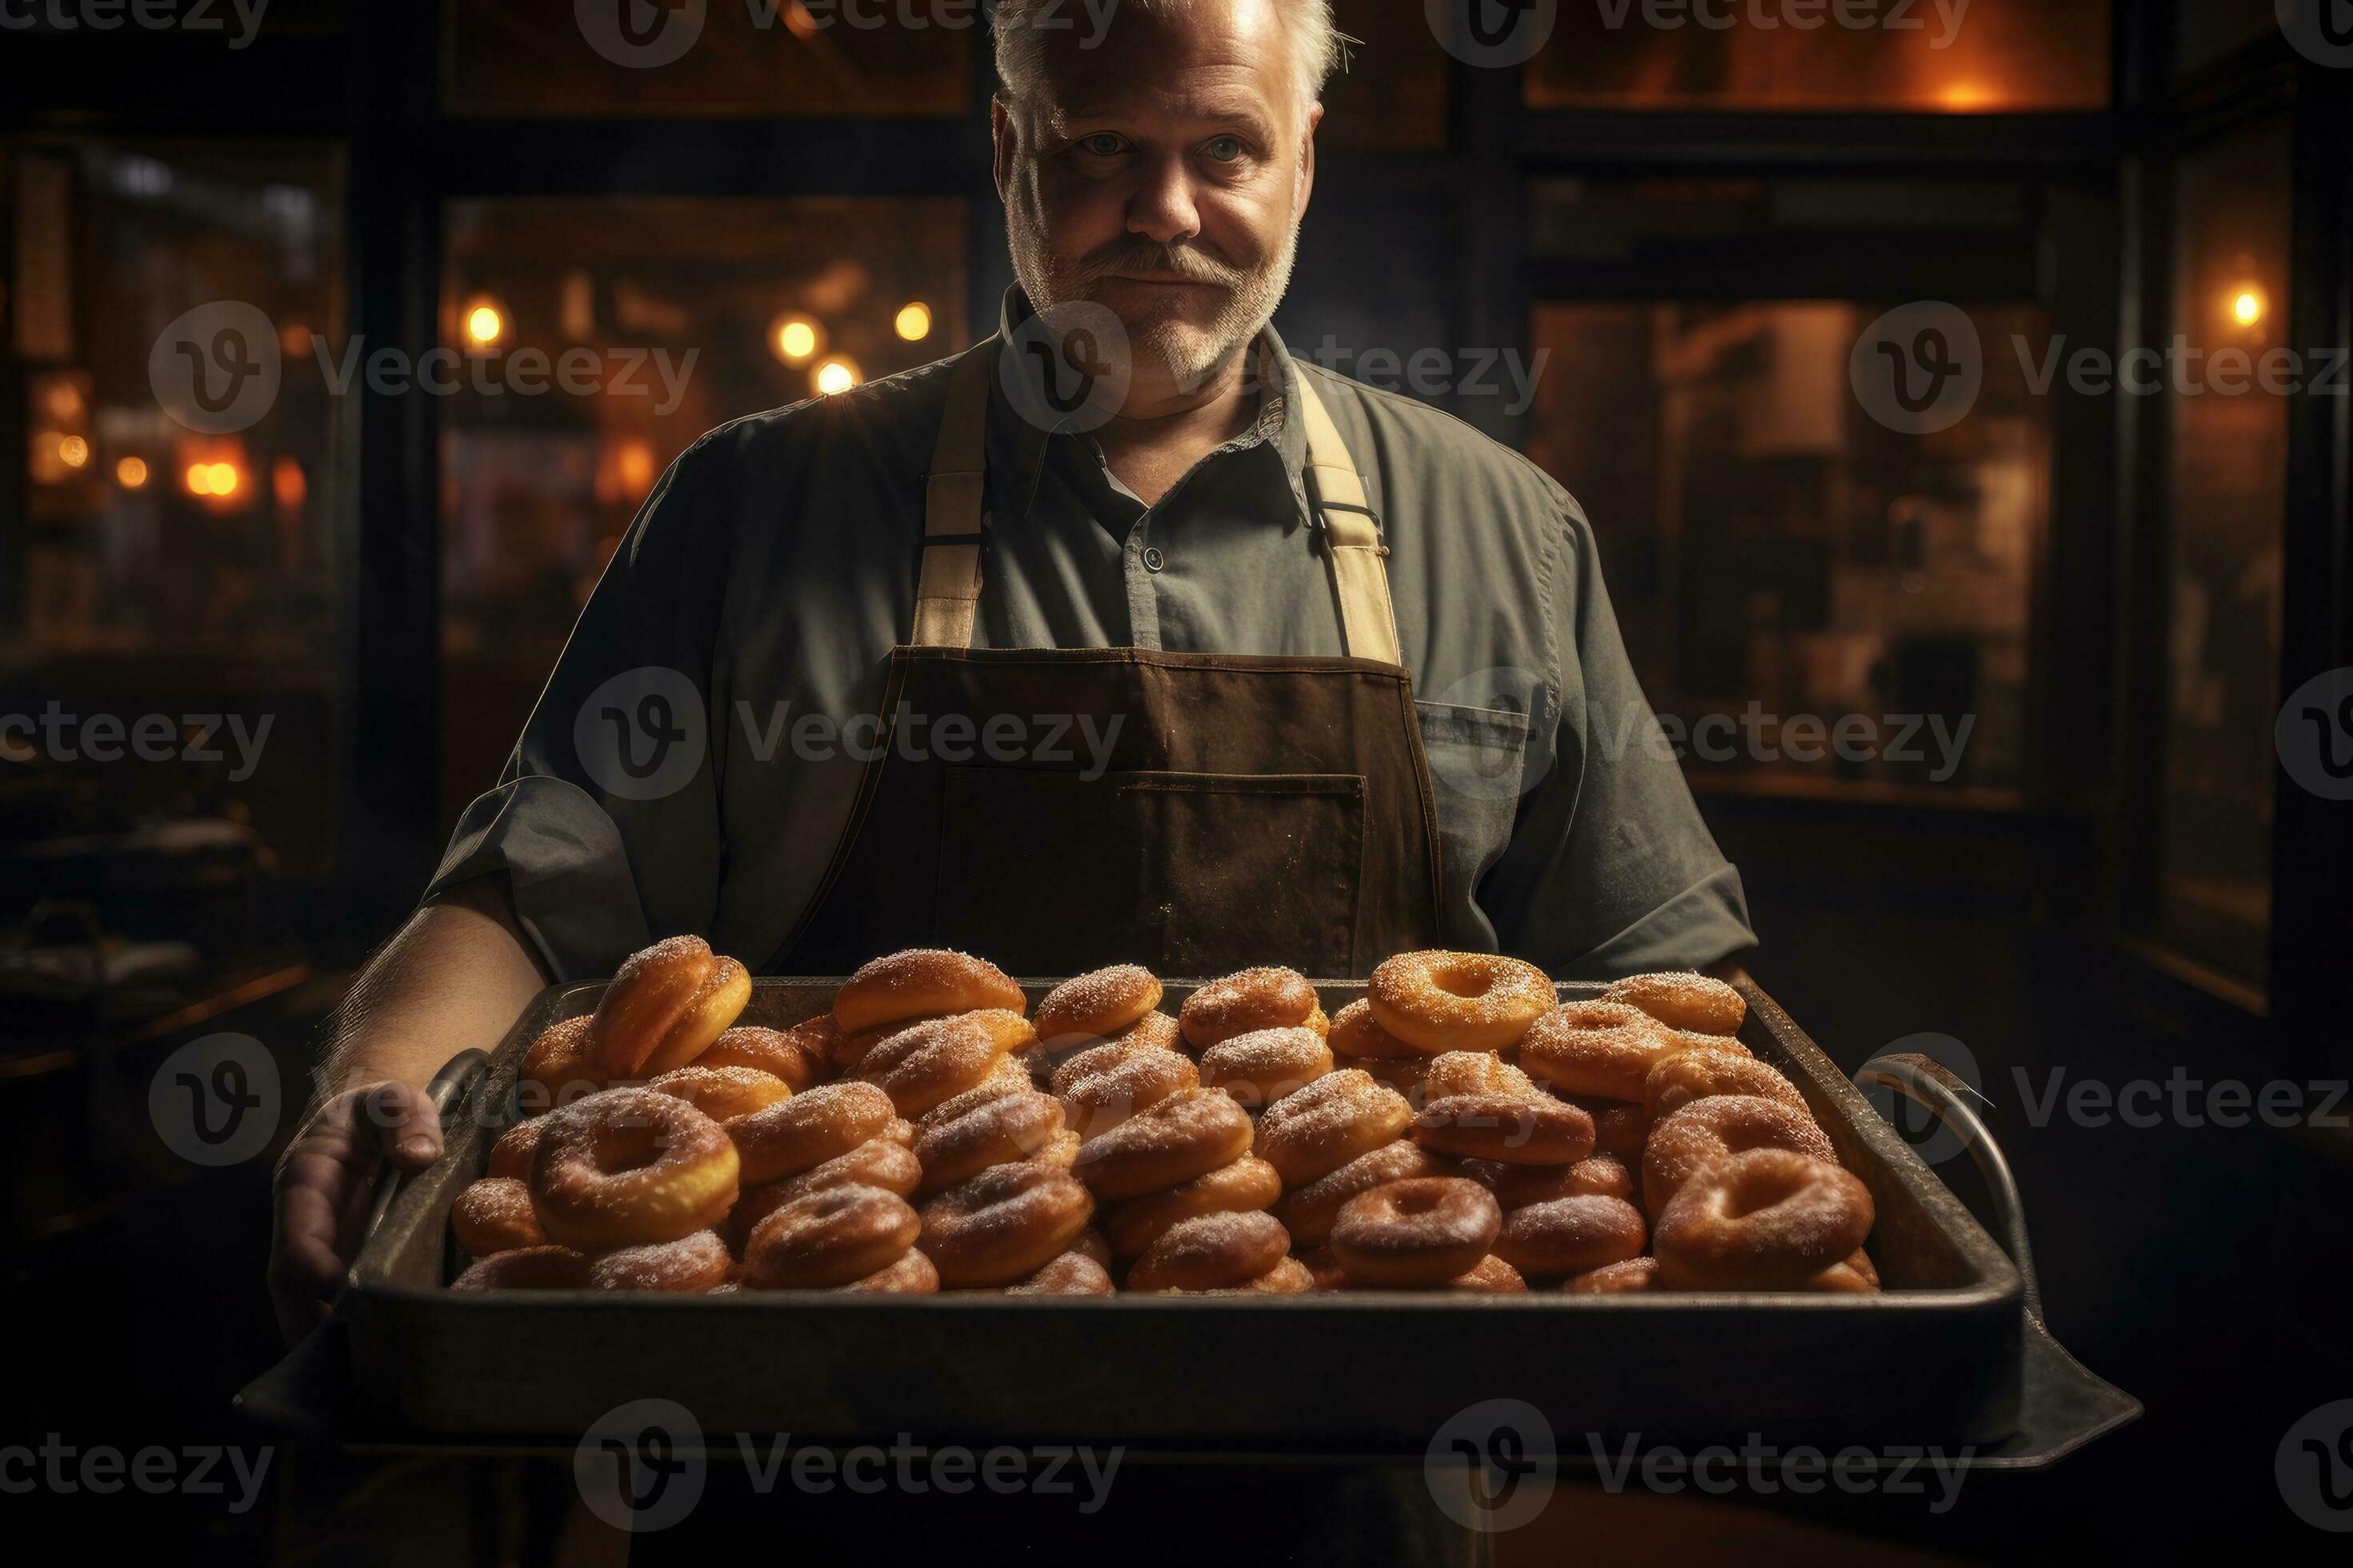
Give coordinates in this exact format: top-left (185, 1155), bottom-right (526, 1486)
top-left (1525, 299), bottom-right (2046, 795)
top-left (1322, 0), bottom-right (1451, 150)
top-left (2175, 0), bottom-right (2281, 74)
top-left (1527, 0), bottom-right (2111, 112)
top-left (4, 141), bottom-right (345, 882)
top-left (2154, 118), bottom-right (2292, 998)
top-left (444, 0), bottom-right (967, 117)
top-left (438, 196), bottom-right (968, 831)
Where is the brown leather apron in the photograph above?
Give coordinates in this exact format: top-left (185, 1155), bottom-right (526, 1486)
top-left (767, 344), bottom-right (1445, 978)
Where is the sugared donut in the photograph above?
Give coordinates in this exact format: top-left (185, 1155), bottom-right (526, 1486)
top-left (1806, 1250), bottom-right (1882, 1293)
top-left (1367, 951), bottom-right (1555, 1054)
top-left (1327, 998), bottom-right (1421, 1061)
top-left (1236, 1256), bottom-right (1315, 1294)
top-left (1070, 1087), bottom-right (1255, 1200)
top-left (518, 1015), bottom-right (601, 1115)
top-left (696, 1022), bottom-right (826, 1092)
top-left (1411, 1051), bottom-right (1595, 1165)
top-left (917, 1067), bottom-right (1032, 1131)
top-left (1298, 1244), bottom-right (1348, 1291)
top-left (1054, 1042), bottom-right (1199, 1137)
top-left (1125, 1210), bottom-right (1291, 1292)
top-left (530, 1087), bottom-right (740, 1250)
top-left (726, 1080), bottom-right (897, 1186)
top-left (1458, 1152), bottom-right (1633, 1209)
top-left (1275, 1140), bottom-right (1455, 1246)
top-left (1492, 1194), bottom-right (1647, 1278)
top-left (1253, 1070), bottom-right (1414, 1188)
top-left (841, 1248), bottom-right (939, 1294)
top-left (1178, 967), bottom-right (1319, 1052)
top-left (1644, 1047), bottom-right (1806, 1121)
top-left (487, 1118), bottom-right (547, 1182)
top-left (1355, 1055), bottom-right (1432, 1098)
top-left (1517, 1001), bottom-right (1676, 1102)
top-left (451, 1177), bottom-right (545, 1256)
top-left (1100, 1155), bottom-right (1283, 1258)
top-left (1450, 1255), bottom-right (1530, 1294)
top-left (585, 1230), bottom-right (732, 1292)
top-left (1034, 965), bottom-right (1162, 1050)
top-left (834, 949), bottom-right (1025, 1034)
top-left (911, 1089), bottom-right (1067, 1196)
top-left (1576, 1096), bottom-right (1652, 1162)
top-left (452, 1245), bottom-right (589, 1291)
top-left (725, 1138), bottom-right (925, 1251)
top-left (1004, 1250), bottom-right (1115, 1296)
top-left (1331, 1178), bottom-right (1503, 1286)
top-left (740, 1184), bottom-right (922, 1289)
top-left (1107, 1011), bottom-right (1184, 1054)
top-left (1653, 1149), bottom-right (1874, 1289)
top-left (918, 1162), bottom-right (1095, 1287)
top-left (588, 936), bottom-right (752, 1079)
top-left (858, 1012), bottom-right (1031, 1118)
top-left (1641, 1094), bottom-right (1834, 1218)
top-left (1604, 972), bottom-right (1747, 1038)
top-left (648, 1064), bottom-right (791, 1124)
top-left (1563, 1256), bottom-right (1659, 1294)
top-left (1199, 1026), bottom-right (1334, 1110)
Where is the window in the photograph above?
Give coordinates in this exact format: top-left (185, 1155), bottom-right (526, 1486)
top-left (1321, 0), bottom-right (1451, 150)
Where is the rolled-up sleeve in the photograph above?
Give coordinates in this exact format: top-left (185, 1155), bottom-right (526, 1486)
top-left (422, 438), bottom-right (732, 982)
top-left (1481, 498), bottom-right (1758, 978)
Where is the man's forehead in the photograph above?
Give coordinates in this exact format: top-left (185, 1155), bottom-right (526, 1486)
top-left (1026, 0), bottom-right (1296, 119)
top-left (1043, 62), bottom-right (1286, 128)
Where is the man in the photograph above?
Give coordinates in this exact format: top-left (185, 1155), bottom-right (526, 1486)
top-left (270, 0), bottom-right (1751, 1342)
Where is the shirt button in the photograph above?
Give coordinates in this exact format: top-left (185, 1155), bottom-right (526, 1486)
top-left (1141, 546), bottom-right (1166, 573)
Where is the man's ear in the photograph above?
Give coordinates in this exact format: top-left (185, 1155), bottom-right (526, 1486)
top-left (991, 96), bottom-right (1017, 203)
top-left (1296, 103), bottom-right (1323, 217)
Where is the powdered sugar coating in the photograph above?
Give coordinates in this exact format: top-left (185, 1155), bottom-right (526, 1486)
top-left (912, 1089), bottom-right (1066, 1195)
top-left (1178, 967), bottom-right (1318, 1050)
top-left (726, 1080), bottom-right (895, 1185)
top-left (1603, 971), bottom-right (1746, 1037)
top-left (1003, 1250), bottom-right (1114, 1295)
top-left (741, 1183), bottom-right (922, 1289)
top-left (1326, 998), bottom-right (1419, 1060)
top-left (450, 1177), bottom-right (544, 1256)
top-left (585, 1229), bottom-right (732, 1292)
top-left (1641, 1094), bottom-right (1834, 1218)
top-left (918, 1162), bottom-right (1095, 1287)
top-left (1126, 1210), bottom-right (1290, 1291)
top-left (1493, 1194), bottom-right (1648, 1278)
top-left (1199, 1026), bottom-right (1335, 1109)
top-left (1034, 965), bottom-right (1162, 1048)
top-left (834, 949), bottom-right (1024, 1034)
top-left (1274, 1139), bottom-right (1452, 1246)
top-left (1366, 950), bottom-right (1555, 1054)
top-left (1518, 1001), bottom-right (1678, 1102)
top-left (1330, 1177), bottom-right (1501, 1286)
top-left (1645, 1048), bottom-right (1805, 1121)
top-left (1055, 1045), bottom-right (1199, 1138)
top-left (1070, 1086), bottom-right (1255, 1200)
top-left (1252, 1069), bottom-right (1413, 1187)
top-left (1101, 1154), bottom-right (1283, 1257)
top-left (1653, 1149), bottom-right (1873, 1288)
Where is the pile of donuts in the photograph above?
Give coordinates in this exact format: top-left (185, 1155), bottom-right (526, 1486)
top-left (446, 939), bottom-right (1877, 1297)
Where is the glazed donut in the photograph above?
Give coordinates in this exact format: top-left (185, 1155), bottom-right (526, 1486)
top-left (588, 936), bottom-right (753, 1080)
top-left (451, 1177), bottom-right (546, 1256)
top-left (518, 1015), bottom-right (602, 1115)
top-left (1451, 1255), bottom-right (1530, 1294)
top-left (1034, 965), bottom-right (1162, 1050)
top-left (585, 1230), bottom-right (733, 1292)
top-left (452, 1245), bottom-right (589, 1291)
top-left (648, 1064), bottom-right (792, 1124)
top-left (1492, 1194), bottom-right (1648, 1278)
top-left (1516, 1001), bottom-right (1676, 1102)
top-left (1641, 1094), bottom-right (1834, 1218)
top-left (1331, 1177), bottom-right (1503, 1286)
top-left (1458, 1152), bottom-right (1633, 1209)
top-left (859, 1011), bottom-right (1034, 1118)
top-left (1275, 1140), bottom-right (1456, 1246)
top-left (1644, 1047), bottom-right (1807, 1121)
top-left (1563, 1256), bottom-right (1659, 1294)
top-left (1604, 972), bottom-right (1747, 1038)
top-left (911, 1089), bottom-right (1067, 1196)
top-left (1199, 1026), bottom-right (1334, 1110)
top-left (834, 949), bottom-right (1025, 1035)
top-left (1367, 950), bottom-right (1555, 1054)
top-left (1100, 1154), bottom-right (1283, 1257)
top-left (740, 1184), bottom-right (922, 1289)
top-left (1806, 1250), bottom-right (1882, 1294)
top-left (842, 1248), bottom-right (940, 1294)
top-left (1005, 1250), bottom-right (1115, 1296)
top-left (1054, 1043), bottom-right (1199, 1138)
top-left (1411, 1052), bottom-right (1595, 1166)
top-left (530, 1088), bottom-right (740, 1250)
top-left (1070, 1087), bottom-right (1255, 1200)
top-left (1653, 1149), bottom-right (1874, 1289)
top-left (726, 1080), bottom-right (897, 1186)
top-left (725, 1138), bottom-right (926, 1251)
top-left (918, 1162), bottom-right (1095, 1287)
top-left (1253, 1070), bottom-right (1414, 1188)
top-left (696, 1022), bottom-right (826, 1092)
top-left (487, 1118), bottom-right (547, 1182)
top-left (1125, 1210), bottom-right (1291, 1293)
top-left (1326, 998), bottom-right (1420, 1061)
top-left (1178, 967), bottom-right (1319, 1052)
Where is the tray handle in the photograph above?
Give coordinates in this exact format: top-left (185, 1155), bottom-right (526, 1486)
top-left (359, 1048), bottom-right (493, 1253)
top-left (1853, 1051), bottom-right (2040, 1321)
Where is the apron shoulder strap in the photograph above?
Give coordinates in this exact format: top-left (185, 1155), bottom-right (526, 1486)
top-left (912, 345), bottom-right (995, 649)
top-left (1289, 372), bottom-right (1406, 668)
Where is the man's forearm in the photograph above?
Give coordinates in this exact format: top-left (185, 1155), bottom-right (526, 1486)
top-left (319, 876), bottom-right (553, 1104)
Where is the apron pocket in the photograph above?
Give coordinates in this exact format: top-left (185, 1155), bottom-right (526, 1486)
top-left (936, 768), bottom-right (1365, 978)
top-left (1415, 701), bottom-right (1534, 929)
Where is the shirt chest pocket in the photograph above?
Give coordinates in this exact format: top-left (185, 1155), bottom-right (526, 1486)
top-left (1415, 700), bottom-right (1533, 910)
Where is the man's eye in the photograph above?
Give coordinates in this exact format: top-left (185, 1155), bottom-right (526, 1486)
top-left (1078, 134), bottom-right (1127, 157)
top-left (1203, 137), bottom-right (1245, 163)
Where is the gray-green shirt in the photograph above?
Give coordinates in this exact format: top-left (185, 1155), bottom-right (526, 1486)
top-left (428, 294), bottom-right (1755, 982)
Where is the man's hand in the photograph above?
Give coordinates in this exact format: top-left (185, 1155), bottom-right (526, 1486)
top-left (267, 1082), bottom-right (446, 1346)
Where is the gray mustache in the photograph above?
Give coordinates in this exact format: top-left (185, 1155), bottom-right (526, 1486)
top-left (1075, 242), bottom-right (1247, 290)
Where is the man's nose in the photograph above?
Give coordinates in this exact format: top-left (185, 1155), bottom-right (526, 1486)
top-left (1126, 154), bottom-right (1203, 246)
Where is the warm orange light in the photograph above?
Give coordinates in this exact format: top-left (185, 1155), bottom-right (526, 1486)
top-left (1938, 81), bottom-right (1995, 110)
top-left (814, 358), bottom-right (860, 396)
top-left (186, 461), bottom-right (241, 498)
top-left (895, 302), bottom-right (934, 342)
top-left (42, 381), bottom-right (84, 421)
top-left (281, 321), bottom-right (314, 358)
top-left (273, 454), bottom-right (307, 511)
top-left (58, 435), bottom-right (90, 469)
top-left (117, 456), bottom-right (150, 489)
top-left (2231, 287), bottom-right (2266, 326)
top-left (463, 299), bottom-right (507, 349)
top-left (772, 314), bottom-right (822, 366)
top-left (616, 440), bottom-right (656, 497)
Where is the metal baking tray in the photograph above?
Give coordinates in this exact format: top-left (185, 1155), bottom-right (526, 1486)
top-left (264, 978), bottom-right (2135, 1462)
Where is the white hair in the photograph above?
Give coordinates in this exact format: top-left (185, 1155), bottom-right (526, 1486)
top-left (990, 0), bottom-right (1342, 122)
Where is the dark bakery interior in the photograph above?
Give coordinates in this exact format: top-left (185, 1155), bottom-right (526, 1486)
top-left (4, 2), bottom-right (2350, 1562)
